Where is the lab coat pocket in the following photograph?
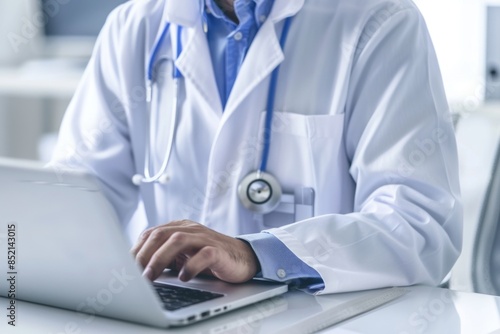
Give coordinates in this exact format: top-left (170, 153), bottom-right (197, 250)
top-left (262, 112), bottom-right (347, 228)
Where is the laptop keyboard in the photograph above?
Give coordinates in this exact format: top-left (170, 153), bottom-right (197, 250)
top-left (153, 283), bottom-right (224, 311)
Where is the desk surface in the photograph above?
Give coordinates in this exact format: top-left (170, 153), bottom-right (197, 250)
top-left (1, 286), bottom-right (499, 334)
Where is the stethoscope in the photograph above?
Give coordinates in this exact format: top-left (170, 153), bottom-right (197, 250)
top-left (132, 15), bottom-right (293, 215)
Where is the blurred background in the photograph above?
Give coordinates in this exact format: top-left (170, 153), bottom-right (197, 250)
top-left (0, 0), bottom-right (500, 296)
top-left (0, 0), bottom-right (498, 161)
top-left (0, 0), bottom-right (500, 160)
top-left (0, 0), bottom-right (126, 160)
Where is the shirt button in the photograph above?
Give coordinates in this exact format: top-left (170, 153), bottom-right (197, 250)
top-left (277, 269), bottom-right (287, 279)
top-left (259, 15), bottom-right (267, 23)
top-left (234, 32), bottom-right (243, 41)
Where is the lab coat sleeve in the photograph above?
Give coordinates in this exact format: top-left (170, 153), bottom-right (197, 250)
top-left (49, 7), bottom-right (140, 228)
top-left (266, 7), bottom-right (462, 294)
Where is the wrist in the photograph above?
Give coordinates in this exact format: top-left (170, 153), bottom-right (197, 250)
top-left (237, 239), bottom-right (261, 278)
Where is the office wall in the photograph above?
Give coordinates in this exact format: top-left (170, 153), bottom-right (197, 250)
top-left (0, 98), bottom-right (43, 159)
top-left (414, 0), bottom-right (500, 109)
top-left (0, 0), bottom-right (40, 65)
top-left (0, 0), bottom-right (43, 159)
top-left (0, 0), bottom-right (78, 161)
top-left (0, 97), bottom-right (67, 160)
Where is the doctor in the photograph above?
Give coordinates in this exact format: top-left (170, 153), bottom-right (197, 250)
top-left (51, 0), bottom-right (462, 294)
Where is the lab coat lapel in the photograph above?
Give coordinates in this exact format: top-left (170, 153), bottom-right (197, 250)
top-left (176, 23), bottom-right (223, 115)
top-left (223, 20), bottom-right (283, 117)
top-left (223, 0), bottom-right (305, 117)
top-left (164, 1), bottom-right (223, 116)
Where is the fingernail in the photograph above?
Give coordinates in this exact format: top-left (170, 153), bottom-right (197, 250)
top-left (143, 267), bottom-right (153, 281)
top-left (178, 269), bottom-right (187, 282)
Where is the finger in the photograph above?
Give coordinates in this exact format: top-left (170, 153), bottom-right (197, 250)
top-left (144, 232), bottom-right (206, 281)
top-left (178, 246), bottom-right (219, 282)
top-left (131, 220), bottom-right (199, 258)
top-left (130, 226), bottom-right (160, 258)
top-left (135, 227), bottom-right (178, 269)
top-left (169, 253), bottom-right (186, 271)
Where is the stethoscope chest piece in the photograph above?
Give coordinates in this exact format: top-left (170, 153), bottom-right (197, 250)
top-left (238, 171), bottom-right (282, 214)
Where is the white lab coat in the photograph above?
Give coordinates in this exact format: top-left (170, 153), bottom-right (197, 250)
top-left (51, 0), bottom-right (462, 294)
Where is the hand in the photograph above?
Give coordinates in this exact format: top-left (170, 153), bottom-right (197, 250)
top-left (131, 220), bottom-right (260, 283)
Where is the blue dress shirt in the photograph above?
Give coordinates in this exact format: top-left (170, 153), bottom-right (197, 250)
top-left (204, 0), bottom-right (324, 292)
top-left (205, 0), bottom-right (273, 106)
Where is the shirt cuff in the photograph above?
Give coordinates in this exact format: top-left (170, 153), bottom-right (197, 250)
top-left (237, 232), bottom-right (325, 294)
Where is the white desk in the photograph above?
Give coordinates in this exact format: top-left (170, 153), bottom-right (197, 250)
top-left (1, 286), bottom-right (499, 334)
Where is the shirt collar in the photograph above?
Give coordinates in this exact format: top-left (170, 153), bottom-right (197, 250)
top-left (205, 0), bottom-right (226, 20)
top-left (205, 0), bottom-right (274, 27)
top-left (161, 0), bottom-right (304, 28)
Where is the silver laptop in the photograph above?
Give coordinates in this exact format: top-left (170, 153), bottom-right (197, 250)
top-left (0, 158), bottom-right (287, 327)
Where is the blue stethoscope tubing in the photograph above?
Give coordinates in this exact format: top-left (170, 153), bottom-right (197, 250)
top-left (260, 16), bottom-right (292, 173)
top-left (237, 16), bottom-right (292, 213)
top-left (133, 15), bottom-right (293, 214)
